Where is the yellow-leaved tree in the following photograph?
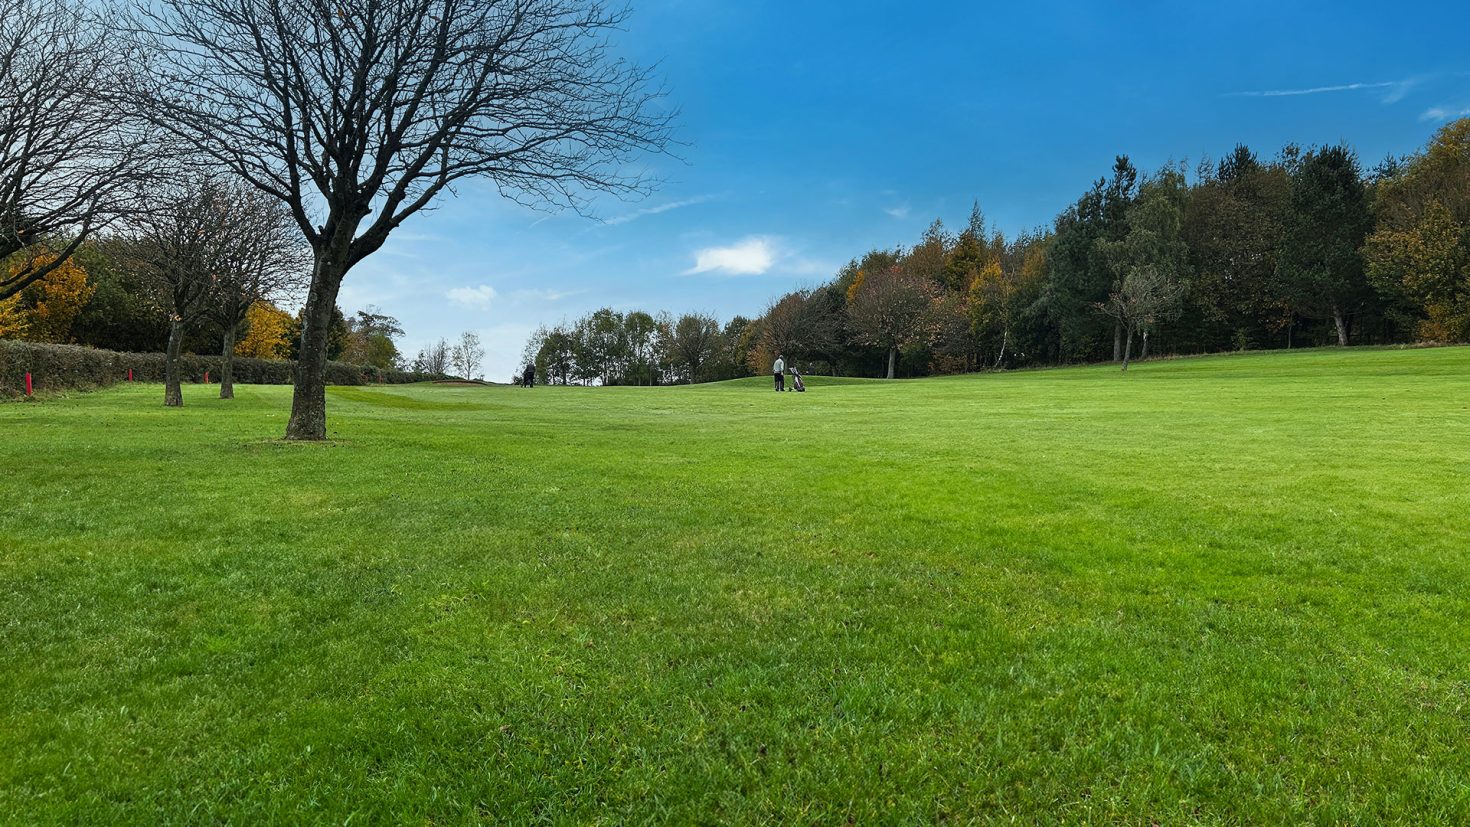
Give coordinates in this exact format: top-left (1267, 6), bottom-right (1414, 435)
top-left (234, 301), bottom-right (294, 359)
top-left (0, 254), bottom-right (94, 341)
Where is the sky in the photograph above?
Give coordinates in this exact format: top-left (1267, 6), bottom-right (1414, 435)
top-left (337, 0), bottom-right (1470, 381)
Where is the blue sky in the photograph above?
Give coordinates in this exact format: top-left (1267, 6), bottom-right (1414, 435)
top-left (339, 0), bottom-right (1470, 380)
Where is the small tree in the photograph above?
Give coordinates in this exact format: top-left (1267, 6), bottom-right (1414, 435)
top-left (452, 331), bottom-right (484, 380)
top-left (343, 308), bottom-right (407, 370)
top-left (1097, 266), bottom-right (1185, 371)
top-left (846, 266), bottom-right (939, 379)
top-left (413, 339), bottom-right (451, 375)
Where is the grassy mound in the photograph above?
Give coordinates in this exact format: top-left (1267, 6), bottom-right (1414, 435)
top-left (2, 346), bottom-right (1468, 822)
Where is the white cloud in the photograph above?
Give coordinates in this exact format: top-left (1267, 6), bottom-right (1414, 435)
top-left (445, 284), bottom-right (497, 309)
top-left (1421, 105), bottom-right (1470, 122)
top-left (605, 195), bottom-right (713, 226)
top-left (684, 237), bottom-right (776, 276)
top-left (883, 204), bottom-right (911, 219)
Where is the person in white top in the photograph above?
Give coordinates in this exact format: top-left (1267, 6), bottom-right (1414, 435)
top-left (772, 354), bottom-right (785, 392)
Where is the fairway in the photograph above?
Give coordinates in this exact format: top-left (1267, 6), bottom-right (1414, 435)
top-left (4, 347), bottom-right (1470, 823)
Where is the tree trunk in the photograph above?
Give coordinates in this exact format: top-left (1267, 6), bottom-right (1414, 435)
top-left (1332, 304), bottom-right (1349, 346)
top-left (993, 328), bottom-right (1008, 370)
top-left (1139, 329), bottom-right (1150, 361)
top-left (219, 322), bottom-right (238, 399)
top-left (1112, 321), bottom-right (1122, 362)
top-left (285, 260), bottom-right (345, 441)
top-left (1120, 324), bottom-right (1135, 372)
top-left (886, 346), bottom-right (897, 380)
top-left (164, 317), bottom-right (185, 407)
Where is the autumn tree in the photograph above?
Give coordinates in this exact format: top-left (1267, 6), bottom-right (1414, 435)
top-left (846, 266), bottom-right (940, 379)
top-left (0, 253), bottom-right (93, 341)
top-left (903, 219), bottom-right (951, 291)
top-left (750, 291), bottom-right (805, 374)
top-left (234, 301), bottom-right (294, 359)
top-left (1364, 118), bottom-right (1470, 341)
top-left (134, 0), bottom-right (674, 439)
top-left (343, 308), bottom-right (407, 371)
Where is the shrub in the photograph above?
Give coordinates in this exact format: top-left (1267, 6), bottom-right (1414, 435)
top-left (0, 340), bottom-right (444, 398)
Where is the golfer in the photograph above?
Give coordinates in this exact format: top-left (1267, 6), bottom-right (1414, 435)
top-left (773, 354), bottom-right (786, 392)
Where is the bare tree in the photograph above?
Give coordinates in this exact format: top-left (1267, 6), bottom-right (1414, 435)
top-left (414, 339), bottom-right (452, 376)
top-left (0, 0), bottom-right (155, 299)
top-left (1097, 266), bottom-right (1185, 371)
top-left (132, 179), bottom-right (244, 407)
top-left (452, 331), bottom-right (485, 380)
top-left (207, 189), bottom-right (310, 399)
top-left (133, 0), bottom-right (675, 439)
top-left (846, 266), bottom-right (940, 379)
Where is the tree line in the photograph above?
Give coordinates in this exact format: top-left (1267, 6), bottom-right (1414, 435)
top-left (526, 118), bottom-right (1469, 383)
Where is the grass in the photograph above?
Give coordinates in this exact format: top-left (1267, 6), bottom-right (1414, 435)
top-left (2, 346), bottom-right (1469, 824)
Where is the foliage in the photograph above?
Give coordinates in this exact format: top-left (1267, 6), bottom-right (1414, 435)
top-left (234, 301), bottom-right (295, 359)
top-left (1365, 119), bottom-right (1470, 342)
top-left (285, 305), bottom-right (349, 361)
top-left (342, 308), bottom-right (406, 369)
top-left (845, 265), bottom-right (940, 378)
top-left (0, 253), bottom-right (93, 341)
top-left (1274, 145), bottom-right (1373, 345)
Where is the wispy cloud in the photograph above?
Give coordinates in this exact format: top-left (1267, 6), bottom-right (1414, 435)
top-left (513, 287), bottom-right (590, 302)
top-left (883, 204), bottom-right (911, 219)
top-left (445, 284), bottom-right (497, 309)
top-left (1421, 105), bottom-right (1470, 122)
top-left (684, 237), bottom-right (777, 276)
top-left (1230, 79), bottom-right (1417, 102)
top-left (604, 195), bottom-right (713, 226)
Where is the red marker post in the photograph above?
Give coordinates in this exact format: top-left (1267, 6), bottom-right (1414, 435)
top-left (25, 372), bottom-right (33, 396)
top-left (127, 368), bottom-right (133, 382)
top-left (204, 370), bottom-right (209, 384)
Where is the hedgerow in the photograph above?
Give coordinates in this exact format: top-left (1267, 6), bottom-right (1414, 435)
top-left (0, 340), bottom-right (442, 398)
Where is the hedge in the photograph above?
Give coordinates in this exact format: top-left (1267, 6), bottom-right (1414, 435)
top-left (0, 340), bottom-right (445, 398)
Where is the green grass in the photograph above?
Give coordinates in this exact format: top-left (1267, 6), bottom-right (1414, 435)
top-left (3, 347), bottom-right (1469, 824)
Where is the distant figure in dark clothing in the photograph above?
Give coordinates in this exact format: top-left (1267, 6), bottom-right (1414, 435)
top-left (773, 354), bottom-right (785, 392)
top-left (523, 363), bottom-right (536, 388)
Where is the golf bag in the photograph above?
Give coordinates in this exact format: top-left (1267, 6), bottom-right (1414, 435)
top-left (792, 371), bottom-right (806, 392)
